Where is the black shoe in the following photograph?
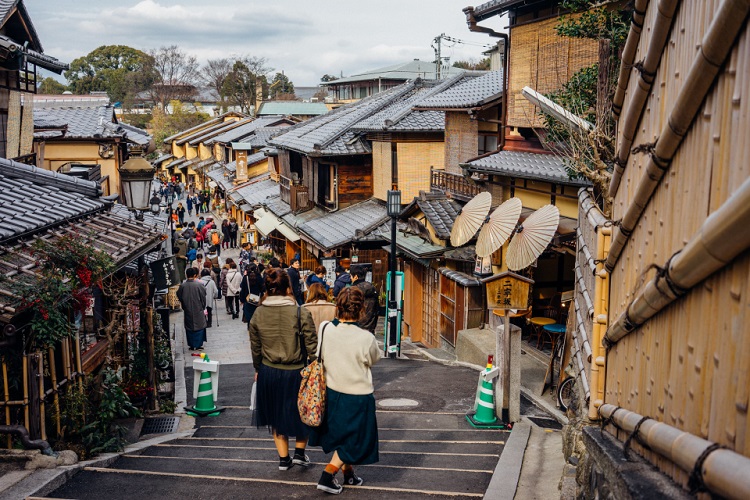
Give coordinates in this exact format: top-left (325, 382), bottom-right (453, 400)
top-left (317, 472), bottom-right (342, 495)
top-left (292, 453), bottom-right (310, 467)
top-left (343, 470), bottom-right (363, 486)
top-left (279, 456), bottom-right (294, 471)
top-left (196, 346), bottom-right (204, 351)
top-left (188, 347), bottom-right (195, 351)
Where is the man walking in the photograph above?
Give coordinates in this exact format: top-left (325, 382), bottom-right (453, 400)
top-left (350, 265), bottom-right (379, 334)
top-left (176, 267), bottom-right (207, 351)
top-left (287, 258), bottom-right (304, 305)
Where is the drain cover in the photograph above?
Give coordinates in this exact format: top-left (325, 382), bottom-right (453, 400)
top-left (378, 398), bottom-right (419, 408)
top-left (141, 416), bottom-right (180, 435)
top-left (527, 416), bottom-right (563, 430)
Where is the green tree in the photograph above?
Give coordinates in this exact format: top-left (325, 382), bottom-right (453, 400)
top-left (222, 57), bottom-right (270, 114)
top-left (150, 100), bottom-right (209, 148)
top-left (38, 77), bottom-right (66, 94)
top-left (452, 58), bottom-right (490, 71)
top-left (269, 72), bottom-right (295, 100)
top-left (64, 45), bottom-right (155, 104)
top-left (320, 74), bottom-right (338, 82)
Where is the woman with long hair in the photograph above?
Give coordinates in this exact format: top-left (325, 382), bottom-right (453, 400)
top-left (240, 263), bottom-right (264, 324)
top-left (303, 282), bottom-right (335, 331)
top-left (309, 287), bottom-right (380, 494)
top-left (248, 268), bottom-right (317, 471)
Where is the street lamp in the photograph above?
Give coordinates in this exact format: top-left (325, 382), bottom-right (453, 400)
top-left (119, 156), bottom-right (156, 215)
top-left (386, 190), bottom-right (401, 359)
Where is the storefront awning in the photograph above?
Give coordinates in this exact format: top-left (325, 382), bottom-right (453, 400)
top-left (254, 211), bottom-right (300, 241)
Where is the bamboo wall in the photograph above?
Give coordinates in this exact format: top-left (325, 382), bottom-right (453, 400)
top-left (606, 0), bottom-right (750, 485)
top-left (507, 16), bottom-right (598, 129)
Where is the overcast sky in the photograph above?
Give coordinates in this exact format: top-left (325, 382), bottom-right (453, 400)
top-left (26, 0), bottom-right (506, 87)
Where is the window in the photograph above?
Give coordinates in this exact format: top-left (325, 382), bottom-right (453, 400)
top-left (478, 134), bottom-right (499, 155)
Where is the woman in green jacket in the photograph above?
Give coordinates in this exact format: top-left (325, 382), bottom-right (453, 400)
top-left (249, 268), bottom-right (317, 471)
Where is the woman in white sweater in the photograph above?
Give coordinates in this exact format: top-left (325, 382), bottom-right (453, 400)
top-left (225, 262), bottom-right (243, 319)
top-left (309, 287), bottom-right (380, 495)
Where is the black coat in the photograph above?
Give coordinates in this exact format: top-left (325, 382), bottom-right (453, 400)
top-left (287, 266), bottom-right (303, 305)
top-left (176, 279), bottom-right (207, 331)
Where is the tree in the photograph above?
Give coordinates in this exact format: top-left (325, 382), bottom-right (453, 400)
top-left (199, 58), bottom-right (232, 110)
top-left (148, 45), bottom-right (199, 112)
top-left (63, 45), bottom-right (155, 104)
top-left (269, 72), bottom-right (295, 100)
top-left (320, 74), bottom-right (338, 82)
top-left (312, 88), bottom-right (329, 101)
top-left (452, 58), bottom-right (490, 71)
top-left (38, 77), bottom-right (66, 94)
top-left (150, 100), bottom-right (210, 148)
top-left (222, 57), bottom-right (270, 114)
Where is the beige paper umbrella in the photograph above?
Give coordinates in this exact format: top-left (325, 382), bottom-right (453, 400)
top-left (450, 191), bottom-right (492, 247)
top-left (476, 197), bottom-right (522, 258)
top-left (506, 204), bottom-right (560, 271)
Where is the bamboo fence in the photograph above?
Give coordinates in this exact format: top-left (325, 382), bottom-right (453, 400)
top-left (602, 0), bottom-right (750, 491)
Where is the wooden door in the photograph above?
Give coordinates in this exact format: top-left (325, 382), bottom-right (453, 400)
top-left (403, 261), bottom-right (424, 343)
top-left (422, 267), bottom-right (440, 348)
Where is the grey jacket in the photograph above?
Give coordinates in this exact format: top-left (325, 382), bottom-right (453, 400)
top-left (176, 279), bottom-right (207, 331)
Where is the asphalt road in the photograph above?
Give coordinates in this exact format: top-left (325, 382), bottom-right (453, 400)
top-left (45, 359), bottom-right (509, 499)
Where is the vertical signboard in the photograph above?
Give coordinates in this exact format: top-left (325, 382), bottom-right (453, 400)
top-left (149, 256), bottom-right (179, 291)
top-left (236, 150), bottom-right (248, 183)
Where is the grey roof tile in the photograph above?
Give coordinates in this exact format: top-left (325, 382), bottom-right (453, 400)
top-left (33, 104), bottom-right (150, 144)
top-left (182, 120), bottom-right (243, 146)
top-left (262, 195), bottom-right (292, 217)
top-left (162, 111), bottom-right (246, 143)
top-left (231, 178), bottom-right (280, 208)
top-left (324, 60), bottom-right (465, 85)
top-left (417, 70), bottom-right (503, 109)
top-left (297, 199), bottom-right (388, 250)
top-left (400, 191), bottom-right (461, 241)
top-left (208, 116), bottom-right (289, 145)
top-left (152, 153), bottom-right (174, 165)
top-left (463, 150), bottom-right (590, 186)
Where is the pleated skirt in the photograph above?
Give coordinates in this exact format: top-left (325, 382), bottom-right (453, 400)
top-left (309, 388), bottom-right (379, 465)
top-left (253, 364), bottom-right (309, 439)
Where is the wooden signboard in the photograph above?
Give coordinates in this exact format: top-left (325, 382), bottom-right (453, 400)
top-left (482, 271), bottom-right (532, 311)
top-left (236, 150), bottom-right (248, 182)
top-left (149, 256), bottom-right (179, 291)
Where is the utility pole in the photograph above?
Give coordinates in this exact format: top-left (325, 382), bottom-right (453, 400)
top-left (432, 33), bottom-right (444, 80)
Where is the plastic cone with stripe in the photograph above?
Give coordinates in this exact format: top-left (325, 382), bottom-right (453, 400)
top-left (185, 356), bottom-right (224, 417)
top-left (466, 356), bottom-right (508, 429)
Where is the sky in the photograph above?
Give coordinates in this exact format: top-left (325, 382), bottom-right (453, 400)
top-left (26, 0), bottom-right (507, 87)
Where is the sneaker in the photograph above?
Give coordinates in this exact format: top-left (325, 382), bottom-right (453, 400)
top-left (279, 456), bottom-right (294, 471)
top-left (343, 471), bottom-right (363, 486)
top-left (292, 453), bottom-right (310, 467)
top-left (317, 472), bottom-right (342, 495)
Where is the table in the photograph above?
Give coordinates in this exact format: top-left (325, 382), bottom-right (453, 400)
top-left (528, 317), bottom-right (555, 347)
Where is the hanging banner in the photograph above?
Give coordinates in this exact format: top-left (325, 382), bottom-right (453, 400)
top-left (236, 150), bottom-right (248, 183)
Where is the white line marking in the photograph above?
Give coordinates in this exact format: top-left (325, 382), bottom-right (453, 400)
top-left (155, 443), bottom-right (500, 458)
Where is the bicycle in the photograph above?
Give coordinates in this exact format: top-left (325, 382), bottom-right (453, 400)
top-left (557, 375), bottom-right (577, 412)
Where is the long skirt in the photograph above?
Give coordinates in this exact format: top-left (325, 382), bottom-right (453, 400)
top-left (185, 328), bottom-right (205, 349)
top-left (253, 364), bottom-right (309, 439)
top-left (309, 388), bottom-right (379, 465)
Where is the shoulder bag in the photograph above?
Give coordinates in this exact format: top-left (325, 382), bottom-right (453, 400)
top-left (298, 321), bottom-right (328, 427)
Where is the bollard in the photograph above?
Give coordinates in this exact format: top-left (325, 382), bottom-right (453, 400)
top-left (184, 353), bottom-right (225, 417)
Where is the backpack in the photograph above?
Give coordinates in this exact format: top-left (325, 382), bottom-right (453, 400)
top-left (211, 231), bottom-right (220, 245)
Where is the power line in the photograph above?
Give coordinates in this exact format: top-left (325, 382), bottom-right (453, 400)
top-left (432, 33), bottom-right (494, 79)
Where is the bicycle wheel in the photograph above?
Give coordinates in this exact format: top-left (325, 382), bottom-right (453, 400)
top-left (557, 376), bottom-right (576, 412)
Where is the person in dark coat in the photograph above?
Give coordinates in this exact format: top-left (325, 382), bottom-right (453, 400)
top-left (332, 265), bottom-right (351, 298)
top-left (176, 267), bottom-right (207, 350)
top-left (305, 265), bottom-right (330, 293)
top-left (240, 264), bottom-right (264, 324)
top-left (287, 258), bottom-right (304, 305)
top-left (350, 265), bottom-right (379, 334)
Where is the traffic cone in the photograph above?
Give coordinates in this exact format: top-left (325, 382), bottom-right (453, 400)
top-left (185, 357), bottom-right (224, 417)
top-left (466, 355), bottom-right (509, 429)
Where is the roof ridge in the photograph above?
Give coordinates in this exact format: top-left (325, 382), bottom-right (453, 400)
top-left (0, 157), bottom-right (101, 197)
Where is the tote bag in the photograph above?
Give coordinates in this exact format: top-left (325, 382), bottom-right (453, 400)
top-left (298, 321), bottom-right (329, 427)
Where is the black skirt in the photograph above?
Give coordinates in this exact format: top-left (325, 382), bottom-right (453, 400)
top-left (309, 388), bottom-right (379, 465)
top-left (253, 364), bottom-right (309, 439)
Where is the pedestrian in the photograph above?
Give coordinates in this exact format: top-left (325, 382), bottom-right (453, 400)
top-left (186, 195), bottom-right (193, 216)
top-left (208, 222), bottom-right (222, 257)
top-left (332, 265), bottom-right (351, 298)
top-left (192, 253), bottom-right (204, 270)
top-left (221, 219), bottom-right (231, 250)
top-left (225, 261), bottom-right (242, 319)
top-left (239, 242), bottom-right (252, 272)
top-left (178, 181), bottom-right (186, 199)
top-left (287, 258), bottom-right (304, 305)
top-left (199, 268), bottom-right (219, 328)
top-left (201, 191), bottom-right (209, 213)
top-left (197, 216), bottom-right (206, 232)
top-left (219, 261), bottom-right (231, 311)
top-left (187, 246), bottom-right (197, 266)
top-left (309, 287), bottom-right (380, 494)
top-left (305, 265), bottom-right (330, 295)
top-left (176, 202), bottom-right (186, 225)
top-left (303, 283), bottom-right (335, 331)
top-left (229, 218), bottom-right (239, 248)
top-left (350, 265), bottom-right (379, 334)
top-left (240, 263), bottom-right (263, 324)
top-left (176, 267), bottom-right (207, 351)
top-left (248, 268), bottom-right (317, 471)
top-left (175, 182), bottom-right (182, 200)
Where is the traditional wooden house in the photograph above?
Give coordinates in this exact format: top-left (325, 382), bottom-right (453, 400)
top-left (565, 1), bottom-right (750, 498)
top-left (33, 101), bottom-right (153, 197)
top-left (0, 0), bottom-right (68, 161)
top-left (0, 158), bottom-right (166, 447)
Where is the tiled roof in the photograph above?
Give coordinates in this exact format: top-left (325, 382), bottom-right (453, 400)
top-left (463, 150), bottom-right (590, 186)
top-left (152, 153), bottom-right (174, 165)
top-left (162, 111), bottom-right (246, 144)
top-left (207, 116), bottom-right (290, 145)
top-left (401, 192), bottom-right (462, 241)
top-left (231, 178), bottom-right (279, 208)
top-left (262, 195), bottom-right (292, 217)
top-left (181, 120), bottom-right (243, 146)
top-left (0, 1), bottom-right (40, 52)
top-left (324, 60), bottom-right (465, 85)
top-left (271, 85), bottom-right (415, 155)
top-left (225, 160), bottom-right (236, 173)
top-left (417, 70), bottom-right (503, 109)
top-left (245, 127), bottom-right (282, 148)
top-left (281, 206), bottom-right (327, 229)
top-left (470, 0), bottom-right (527, 21)
top-left (380, 229), bottom-right (445, 260)
top-left (33, 104), bottom-right (150, 144)
top-left (297, 199), bottom-right (388, 250)
top-left (206, 167), bottom-right (234, 191)
top-left (257, 102), bottom-right (329, 116)
top-left (246, 152), bottom-right (267, 166)
top-left (352, 82), bottom-right (445, 132)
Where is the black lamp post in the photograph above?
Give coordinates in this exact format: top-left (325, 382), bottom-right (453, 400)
top-left (119, 156), bottom-right (156, 216)
top-left (386, 190), bottom-right (401, 359)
